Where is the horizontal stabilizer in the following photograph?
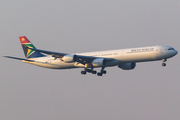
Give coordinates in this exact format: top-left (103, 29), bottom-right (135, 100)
top-left (4, 56), bottom-right (34, 62)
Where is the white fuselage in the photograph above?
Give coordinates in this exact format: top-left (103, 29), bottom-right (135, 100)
top-left (23, 46), bottom-right (178, 69)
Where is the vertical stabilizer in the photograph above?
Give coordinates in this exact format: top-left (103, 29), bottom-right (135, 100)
top-left (19, 36), bottom-right (45, 58)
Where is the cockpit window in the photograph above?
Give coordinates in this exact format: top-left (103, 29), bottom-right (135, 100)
top-left (168, 48), bottom-right (174, 50)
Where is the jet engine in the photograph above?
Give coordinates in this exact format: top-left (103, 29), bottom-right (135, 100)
top-left (92, 58), bottom-right (106, 67)
top-left (61, 54), bottom-right (77, 63)
top-left (118, 63), bottom-right (136, 70)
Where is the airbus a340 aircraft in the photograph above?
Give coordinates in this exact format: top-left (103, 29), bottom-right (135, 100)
top-left (4, 36), bottom-right (178, 76)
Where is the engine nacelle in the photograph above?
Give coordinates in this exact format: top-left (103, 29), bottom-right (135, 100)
top-left (61, 54), bottom-right (77, 63)
top-left (118, 63), bottom-right (136, 70)
top-left (92, 58), bottom-right (106, 67)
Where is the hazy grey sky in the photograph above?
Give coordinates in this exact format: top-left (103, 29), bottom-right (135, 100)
top-left (0, 1), bottom-right (180, 120)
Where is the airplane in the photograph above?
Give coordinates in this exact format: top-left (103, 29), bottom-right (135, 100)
top-left (4, 36), bottom-right (178, 76)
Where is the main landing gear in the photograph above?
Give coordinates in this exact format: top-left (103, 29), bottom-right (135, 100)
top-left (162, 59), bottom-right (166, 67)
top-left (81, 67), bottom-right (106, 76)
top-left (97, 67), bottom-right (106, 76)
top-left (81, 68), bottom-right (97, 75)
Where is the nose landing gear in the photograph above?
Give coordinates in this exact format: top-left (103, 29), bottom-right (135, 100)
top-left (162, 63), bottom-right (166, 66)
top-left (162, 59), bottom-right (167, 67)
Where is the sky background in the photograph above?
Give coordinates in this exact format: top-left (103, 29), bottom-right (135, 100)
top-left (0, 0), bottom-right (180, 120)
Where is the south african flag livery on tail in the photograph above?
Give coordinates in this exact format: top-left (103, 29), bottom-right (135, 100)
top-left (19, 36), bottom-right (45, 58)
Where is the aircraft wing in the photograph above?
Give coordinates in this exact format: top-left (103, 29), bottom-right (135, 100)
top-left (25, 46), bottom-right (115, 65)
top-left (4, 56), bottom-right (35, 62)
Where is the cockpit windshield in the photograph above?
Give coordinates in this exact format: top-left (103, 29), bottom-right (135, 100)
top-left (168, 48), bottom-right (174, 50)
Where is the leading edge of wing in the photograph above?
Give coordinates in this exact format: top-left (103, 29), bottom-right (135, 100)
top-left (4, 56), bottom-right (34, 62)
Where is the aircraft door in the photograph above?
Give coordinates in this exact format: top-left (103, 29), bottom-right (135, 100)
top-left (155, 47), bottom-right (163, 59)
top-left (121, 50), bottom-right (125, 56)
top-left (118, 50), bottom-right (125, 60)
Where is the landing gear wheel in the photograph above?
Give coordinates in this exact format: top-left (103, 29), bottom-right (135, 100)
top-left (81, 71), bottom-right (86, 75)
top-left (97, 72), bottom-right (103, 76)
top-left (102, 70), bottom-right (107, 74)
top-left (162, 63), bottom-right (166, 66)
top-left (162, 59), bottom-right (167, 62)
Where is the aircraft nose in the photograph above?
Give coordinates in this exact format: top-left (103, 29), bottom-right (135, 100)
top-left (174, 50), bottom-right (178, 55)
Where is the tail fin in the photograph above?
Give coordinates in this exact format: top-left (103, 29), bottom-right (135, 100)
top-left (19, 36), bottom-right (45, 58)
